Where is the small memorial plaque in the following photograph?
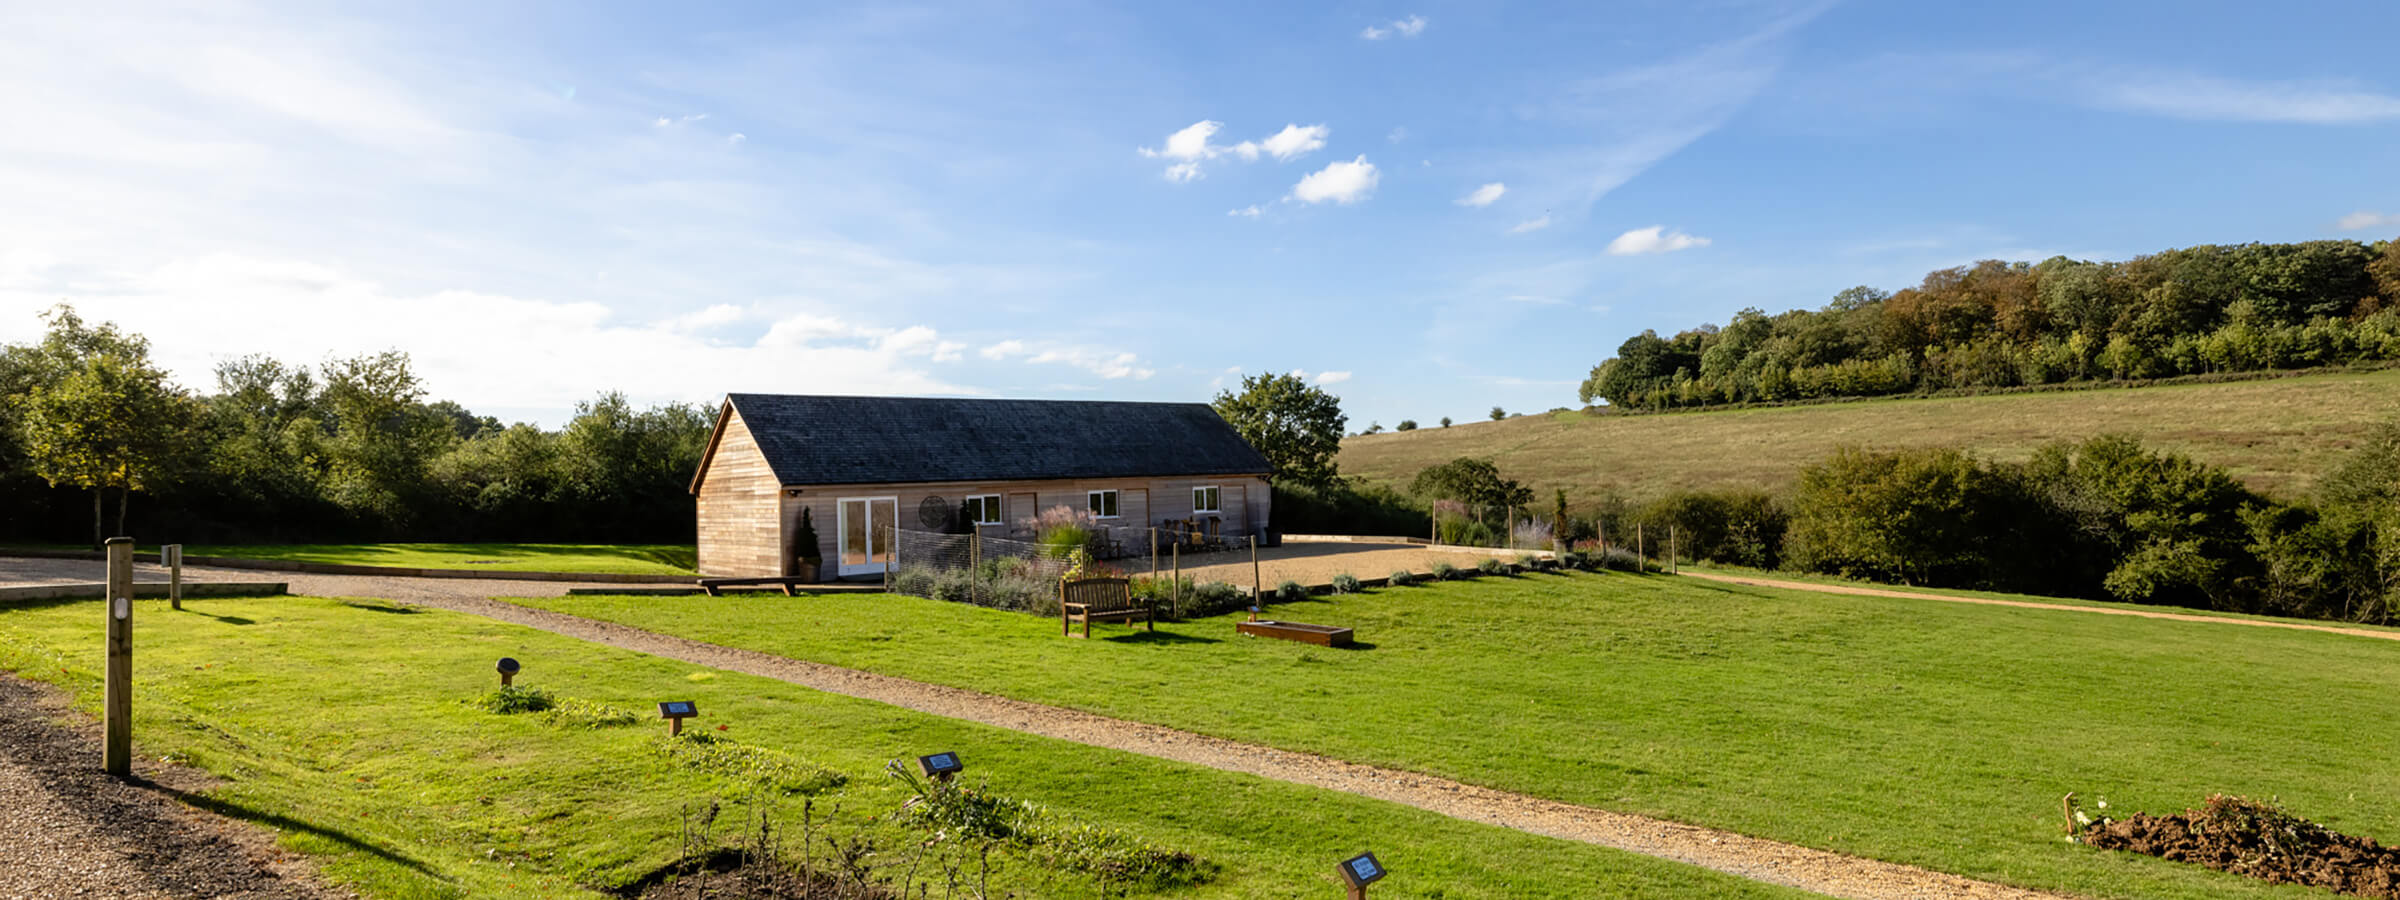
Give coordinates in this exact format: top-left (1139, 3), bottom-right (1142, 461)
top-left (1338, 851), bottom-right (1386, 888)
top-left (917, 751), bottom-right (964, 778)
top-left (658, 701), bottom-right (698, 718)
top-left (496, 657), bottom-right (521, 675)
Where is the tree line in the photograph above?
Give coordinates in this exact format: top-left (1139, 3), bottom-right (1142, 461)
top-left (0, 306), bottom-right (711, 546)
top-left (1580, 237), bottom-right (2400, 410)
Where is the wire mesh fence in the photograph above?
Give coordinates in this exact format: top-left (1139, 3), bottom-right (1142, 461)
top-left (886, 528), bottom-right (1072, 613)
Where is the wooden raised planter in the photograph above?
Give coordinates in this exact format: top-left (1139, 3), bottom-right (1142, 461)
top-left (1237, 620), bottom-right (1354, 647)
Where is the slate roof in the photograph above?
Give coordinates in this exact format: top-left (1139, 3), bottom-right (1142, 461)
top-left (709, 394), bottom-right (1272, 488)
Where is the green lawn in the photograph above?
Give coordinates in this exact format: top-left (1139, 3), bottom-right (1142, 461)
top-left (1679, 562), bottom-right (2400, 635)
top-left (1339, 367), bottom-right (2400, 505)
top-left (520, 572), bottom-right (2400, 900)
top-left (181, 543), bottom-right (696, 575)
top-left (0, 595), bottom-right (1808, 900)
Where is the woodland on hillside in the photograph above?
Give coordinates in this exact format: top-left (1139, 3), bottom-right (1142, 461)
top-left (1579, 238), bottom-right (2400, 410)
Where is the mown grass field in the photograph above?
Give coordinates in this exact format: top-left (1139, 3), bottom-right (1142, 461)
top-left (0, 595), bottom-right (1808, 900)
top-left (1339, 368), bottom-right (2400, 505)
top-left (181, 542), bottom-right (696, 575)
top-left (523, 572), bottom-right (2400, 900)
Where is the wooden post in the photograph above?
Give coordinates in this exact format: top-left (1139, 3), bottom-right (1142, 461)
top-left (970, 532), bottom-right (981, 602)
top-left (1429, 499), bottom-right (1438, 545)
top-left (164, 543), bottom-right (183, 611)
top-left (1171, 542), bottom-right (1181, 616)
top-left (1250, 535), bottom-right (1261, 606)
top-left (104, 537), bottom-right (133, 777)
top-left (1670, 526), bottom-right (1679, 575)
top-left (1150, 527), bottom-right (1158, 583)
top-left (1636, 523), bottom-right (1644, 570)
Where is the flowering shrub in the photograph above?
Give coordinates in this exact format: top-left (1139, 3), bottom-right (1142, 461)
top-left (1387, 569), bottom-right (1416, 587)
top-left (1511, 518), bottom-right (1555, 550)
top-left (1330, 573), bottom-right (1361, 594)
top-left (1022, 505), bottom-right (1096, 558)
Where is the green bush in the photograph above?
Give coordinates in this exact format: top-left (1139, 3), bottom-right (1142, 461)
top-left (1329, 573), bottom-right (1361, 594)
top-left (1599, 547), bottom-right (1645, 572)
top-left (1430, 561), bottom-right (1459, 580)
top-left (471, 685), bottom-right (555, 714)
top-left (1386, 569), bottom-right (1415, 587)
top-left (659, 732), bottom-right (846, 794)
top-left (886, 760), bottom-right (1212, 889)
top-left (541, 698), bottom-right (639, 729)
top-left (1186, 581), bottom-right (1247, 618)
top-left (1477, 557), bottom-right (1507, 576)
top-left (1275, 579), bottom-right (1306, 602)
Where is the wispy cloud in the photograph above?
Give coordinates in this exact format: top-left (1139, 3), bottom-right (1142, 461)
top-left (1314, 370), bottom-right (1354, 385)
top-left (2338, 210), bottom-right (2400, 231)
top-left (2093, 72), bottom-right (2400, 124)
top-left (1458, 182), bottom-right (1506, 207)
top-left (1289, 155), bottom-right (1380, 205)
top-left (1361, 15), bottom-right (1427, 40)
top-left (1605, 225), bottom-right (1710, 255)
top-left (1252, 123), bottom-right (1329, 161)
top-left (1227, 205), bottom-right (1262, 218)
top-left (1508, 215), bottom-right (1552, 234)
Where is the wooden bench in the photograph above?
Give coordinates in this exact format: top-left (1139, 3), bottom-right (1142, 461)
top-left (1059, 577), bottom-right (1152, 638)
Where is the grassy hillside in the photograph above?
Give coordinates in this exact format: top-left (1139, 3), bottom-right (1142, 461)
top-left (1340, 368), bottom-right (2400, 506)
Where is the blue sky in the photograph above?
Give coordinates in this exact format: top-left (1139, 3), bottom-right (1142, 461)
top-left (3, 1), bottom-right (2397, 429)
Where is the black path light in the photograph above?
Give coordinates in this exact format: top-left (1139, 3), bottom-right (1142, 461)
top-left (658, 700), bottom-right (699, 736)
top-left (916, 750), bottom-right (964, 783)
top-left (496, 657), bottom-right (520, 687)
top-left (1337, 851), bottom-right (1387, 899)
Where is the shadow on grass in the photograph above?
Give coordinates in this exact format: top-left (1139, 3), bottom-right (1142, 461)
top-left (142, 781), bottom-right (447, 881)
top-left (1103, 629), bottom-right (1222, 645)
top-left (194, 612), bottom-right (256, 625)
top-left (338, 600), bottom-right (421, 615)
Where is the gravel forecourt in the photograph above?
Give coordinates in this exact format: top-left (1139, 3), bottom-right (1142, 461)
top-left (1, 555), bottom-right (2076, 900)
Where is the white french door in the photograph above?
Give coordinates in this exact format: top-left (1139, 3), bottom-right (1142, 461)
top-left (836, 496), bottom-right (899, 577)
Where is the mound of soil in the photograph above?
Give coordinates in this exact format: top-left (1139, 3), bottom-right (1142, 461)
top-left (2082, 794), bottom-right (2400, 898)
top-left (617, 848), bottom-right (897, 899)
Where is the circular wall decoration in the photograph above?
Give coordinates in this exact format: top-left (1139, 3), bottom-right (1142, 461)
top-left (919, 496), bottom-right (952, 529)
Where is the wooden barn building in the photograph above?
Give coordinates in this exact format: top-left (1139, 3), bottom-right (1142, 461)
top-left (689, 394), bottom-right (1274, 579)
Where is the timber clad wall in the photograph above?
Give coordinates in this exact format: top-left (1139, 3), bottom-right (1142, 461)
top-left (695, 410), bottom-right (784, 577)
top-left (691, 394), bottom-right (1277, 579)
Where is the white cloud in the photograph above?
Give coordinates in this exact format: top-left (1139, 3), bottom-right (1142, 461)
top-left (1314, 370), bottom-right (1353, 385)
top-left (1289, 155), bottom-right (1380, 205)
top-left (659, 303), bottom-right (750, 333)
top-left (1459, 182), bottom-right (1506, 207)
top-left (1508, 216), bottom-right (1551, 234)
top-left (727, 132), bottom-right (746, 144)
top-left (654, 113), bottom-right (708, 127)
top-left (1228, 205), bottom-right (1262, 218)
top-left (2338, 210), bottom-right (2400, 231)
top-left (1141, 120), bottom-right (1223, 161)
top-left (1142, 120), bottom-right (1330, 181)
top-left (1027, 347), bottom-right (1154, 380)
top-left (1387, 127), bottom-right (1408, 143)
top-left (1361, 15), bottom-right (1427, 40)
top-left (1605, 225), bottom-right (1711, 255)
top-left (980, 339), bottom-right (1028, 360)
top-left (1257, 123), bottom-right (1329, 161)
top-left (2094, 72), bottom-right (2400, 124)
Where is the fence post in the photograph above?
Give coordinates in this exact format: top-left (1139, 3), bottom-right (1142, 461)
top-left (1429, 500), bottom-right (1437, 545)
top-left (1150, 528), bottom-right (1158, 583)
top-left (165, 543), bottom-right (182, 611)
top-left (1669, 526), bottom-right (1678, 575)
top-left (1171, 542), bottom-right (1181, 618)
top-left (970, 531), bottom-right (981, 603)
top-left (1250, 535), bottom-right (1261, 606)
top-left (104, 537), bottom-right (133, 777)
top-left (1636, 523), bottom-right (1644, 570)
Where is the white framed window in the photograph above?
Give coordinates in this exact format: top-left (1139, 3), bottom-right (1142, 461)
top-left (963, 494), bottom-right (1003, 526)
top-left (1193, 485), bottom-right (1221, 514)
top-left (1087, 489), bottom-right (1120, 519)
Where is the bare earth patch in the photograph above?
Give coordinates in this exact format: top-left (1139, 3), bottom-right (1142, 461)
top-left (1129, 539), bottom-right (1530, 589)
top-left (0, 676), bottom-right (348, 900)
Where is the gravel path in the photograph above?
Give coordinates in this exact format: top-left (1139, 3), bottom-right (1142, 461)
top-left (1, 555), bottom-right (2070, 900)
top-left (1682, 571), bottom-right (2400, 642)
top-left (0, 677), bottom-right (347, 900)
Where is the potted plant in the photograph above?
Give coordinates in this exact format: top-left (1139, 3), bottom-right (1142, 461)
top-left (791, 507), bottom-right (823, 581)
